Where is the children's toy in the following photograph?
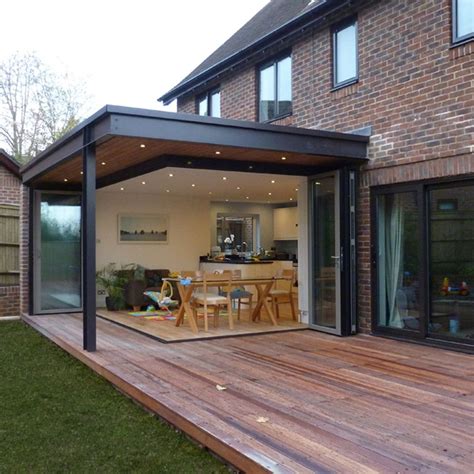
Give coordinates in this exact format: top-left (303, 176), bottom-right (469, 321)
top-left (440, 277), bottom-right (470, 296)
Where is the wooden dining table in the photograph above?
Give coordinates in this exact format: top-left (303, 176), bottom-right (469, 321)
top-left (166, 276), bottom-right (281, 334)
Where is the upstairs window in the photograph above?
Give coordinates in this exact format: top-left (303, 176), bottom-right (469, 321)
top-left (333, 18), bottom-right (358, 88)
top-left (453, 0), bottom-right (474, 43)
top-left (259, 54), bottom-right (292, 122)
top-left (197, 88), bottom-right (221, 117)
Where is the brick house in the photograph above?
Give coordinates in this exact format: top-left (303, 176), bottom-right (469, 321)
top-left (159, 0), bottom-right (474, 350)
top-left (0, 149), bottom-right (21, 317)
top-left (18, 0), bottom-right (473, 353)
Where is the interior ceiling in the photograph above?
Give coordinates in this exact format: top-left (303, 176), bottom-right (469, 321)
top-left (100, 167), bottom-right (302, 204)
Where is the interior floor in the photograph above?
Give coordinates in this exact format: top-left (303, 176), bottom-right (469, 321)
top-left (96, 305), bottom-right (307, 342)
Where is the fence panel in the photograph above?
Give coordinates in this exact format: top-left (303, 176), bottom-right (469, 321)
top-left (0, 205), bottom-right (20, 285)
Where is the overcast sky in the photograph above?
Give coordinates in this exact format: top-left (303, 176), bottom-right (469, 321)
top-left (2, 0), bottom-right (269, 116)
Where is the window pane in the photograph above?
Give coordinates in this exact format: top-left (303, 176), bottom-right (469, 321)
top-left (376, 192), bottom-right (421, 330)
top-left (429, 184), bottom-right (474, 339)
top-left (259, 64), bottom-right (275, 121)
top-left (277, 56), bottom-right (292, 116)
top-left (210, 90), bottom-right (221, 118)
top-left (198, 96), bottom-right (208, 116)
top-left (457, 0), bottom-right (474, 38)
top-left (217, 215), bottom-right (255, 252)
top-left (335, 23), bottom-right (357, 85)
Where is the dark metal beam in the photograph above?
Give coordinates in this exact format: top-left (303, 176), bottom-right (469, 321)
top-left (82, 128), bottom-right (97, 352)
top-left (96, 153), bottom-right (358, 189)
top-left (110, 113), bottom-right (368, 160)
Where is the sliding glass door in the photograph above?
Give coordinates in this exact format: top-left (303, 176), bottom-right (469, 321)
top-left (34, 192), bottom-right (82, 313)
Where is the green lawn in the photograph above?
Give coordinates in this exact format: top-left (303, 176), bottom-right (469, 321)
top-left (0, 321), bottom-right (227, 473)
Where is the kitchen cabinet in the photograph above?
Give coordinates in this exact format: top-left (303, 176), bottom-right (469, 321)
top-left (273, 207), bottom-right (298, 240)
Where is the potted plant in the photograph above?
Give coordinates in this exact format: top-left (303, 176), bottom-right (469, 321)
top-left (96, 263), bottom-right (131, 311)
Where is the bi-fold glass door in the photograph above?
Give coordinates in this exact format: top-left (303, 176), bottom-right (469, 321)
top-left (373, 179), bottom-right (474, 347)
top-left (309, 170), bottom-right (356, 336)
top-left (33, 191), bottom-right (82, 314)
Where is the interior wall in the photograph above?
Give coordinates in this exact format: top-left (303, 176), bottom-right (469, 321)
top-left (96, 191), bottom-right (211, 273)
top-left (210, 201), bottom-right (275, 250)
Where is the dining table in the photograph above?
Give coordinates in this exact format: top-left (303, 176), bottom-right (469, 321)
top-left (166, 276), bottom-right (282, 333)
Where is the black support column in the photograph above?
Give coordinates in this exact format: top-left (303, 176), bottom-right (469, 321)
top-left (82, 128), bottom-right (97, 351)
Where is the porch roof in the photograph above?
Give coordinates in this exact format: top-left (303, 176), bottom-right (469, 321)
top-left (21, 105), bottom-right (369, 188)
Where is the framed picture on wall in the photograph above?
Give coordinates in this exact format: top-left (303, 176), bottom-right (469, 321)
top-left (118, 214), bottom-right (169, 244)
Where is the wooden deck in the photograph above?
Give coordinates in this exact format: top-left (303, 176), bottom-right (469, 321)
top-left (24, 313), bottom-right (474, 473)
top-left (97, 308), bottom-right (307, 342)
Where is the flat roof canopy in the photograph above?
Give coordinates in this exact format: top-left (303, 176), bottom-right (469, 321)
top-left (21, 105), bottom-right (369, 188)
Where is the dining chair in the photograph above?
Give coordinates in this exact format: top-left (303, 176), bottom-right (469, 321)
top-left (219, 269), bottom-right (253, 320)
top-left (269, 269), bottom-right (297, 320)
top-left (192, 271), bottom-right (234, 331)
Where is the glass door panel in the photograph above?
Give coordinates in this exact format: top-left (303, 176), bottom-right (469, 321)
top-left (311, 174), bottom-right (340, 332)
top-left (35, 192), bottom-right (82, 312)
top-left (376, 191), bottom-right (422, 333)
top-left (429, 184), bottom-right (474, 340)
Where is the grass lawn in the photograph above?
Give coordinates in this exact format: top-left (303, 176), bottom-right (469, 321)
top-left (0, 321), bottom-right (227, 473)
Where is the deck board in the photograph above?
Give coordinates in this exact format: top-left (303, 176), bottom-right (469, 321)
top-left (23, 313), bottom-right (474, 473)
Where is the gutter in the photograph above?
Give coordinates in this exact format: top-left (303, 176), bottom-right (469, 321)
top-left (159, 0), bottom-right (353, 104)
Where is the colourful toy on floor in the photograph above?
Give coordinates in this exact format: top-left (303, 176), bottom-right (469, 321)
top-left (440, 277), bottom-right (470, 296)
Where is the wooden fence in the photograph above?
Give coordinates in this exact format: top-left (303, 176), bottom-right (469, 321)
top-left (0, 204), bottom-right (20, 285)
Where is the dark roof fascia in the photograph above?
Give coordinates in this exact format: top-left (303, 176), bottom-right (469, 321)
top-left (159, 0), bottom-right (351, 104)
top-left (0, 149), bottom-right (20, 177)
top-left (21, 104), bottom-right (369, 185)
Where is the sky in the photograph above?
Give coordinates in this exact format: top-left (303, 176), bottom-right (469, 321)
top-left (2, 0), bottom-right (269, 117)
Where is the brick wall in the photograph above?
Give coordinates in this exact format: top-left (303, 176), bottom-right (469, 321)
top-left (177, 0), bottom-right (474, 332)
top-left (0, 286), bottom-right (20, 317)
top-left (0, 162), bottom-right (21, 317)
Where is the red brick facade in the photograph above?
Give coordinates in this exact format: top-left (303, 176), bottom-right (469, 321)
top-left (177, 0), bottom-right (474, 332)
top-left (0, 156), bottom-right (21, 317)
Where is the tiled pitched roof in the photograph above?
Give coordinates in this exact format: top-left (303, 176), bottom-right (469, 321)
top-left (159, 0), bottom-right (331, 104)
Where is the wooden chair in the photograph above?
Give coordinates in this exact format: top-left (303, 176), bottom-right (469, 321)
top-left (219, 269), bottom-right (253, 321)
top-left (192, 271), bottom-right (234, 331)
top-left (269, 269), bottom-right (297, 321)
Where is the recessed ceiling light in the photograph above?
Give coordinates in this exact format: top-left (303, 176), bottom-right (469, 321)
top-left (166, 189), bottom-right (170, 193)
top-left (222, 176), bottom-right (227, 181)
top-left (281, 156), bottom-right (287, 161)
top-left (169, 173), bottom-right (174, 177)
top-left (289, 197), bottom-right (293, 201)
top-left (225, 199), bottom-right (229, 202)
top-left (208, 191), bottom-right (213, 195)
top-left (268, 192), bottom-right (272, 196)
top-left (80, 171), bottom-right (83, 175)
top-left (140, 144), bottom-right (146, 148)
top-left (120, 187), bottom-right (124, 191)
top-left (246, 196), bottom-right (249, 200)
top-left (295, 188), bottom-right (299, 191)
top-left (141, 181), bottom-right (146, 185)
top-left (101, 162), bottom-right (106, 166)
top-left (191, 184), bottom-right (196, 187)
top-left (215, 151), bottom-right (221, 155)
top-left (271, 180), bottom-right (275, 184)
top-left (64, 178), bottom-right (68, 182)
top-left (236, 186), bottom-right (241, 190)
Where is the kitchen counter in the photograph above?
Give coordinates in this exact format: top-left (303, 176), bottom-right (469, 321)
top-left (200, 258), bottom-right (274, 265)
top-left (200, 257), bottom-right (297, 264)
